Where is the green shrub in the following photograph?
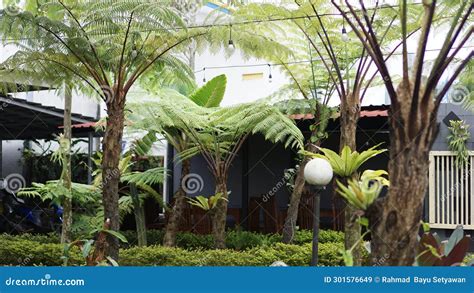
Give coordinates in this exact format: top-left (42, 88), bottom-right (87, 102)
top-left (288, 229), bottom-right (344, 245)
top-left (177, 233), bottom-right (214, 249)
top-left (0, 237), bottom-right (82, 266)
top-left (119, 229), bottom-right (342, 249)
top-left (0, 235), bottom-right (344, 266)
top-left (119, 246), bottom-right (201, 266)
top-left (0, 228), bottom-right (346, 266)
top-left (120, 230), bottom-right (165, 248)
top-left (0, 233), bottom-right (60, 244)
top-left (121, 230), bottom-right (215, 249)
top-left (225, 230), bottom-right (279, 250)
top-left (463, 253), bottom-right (474, 265)
top-left (119, 242), bottom-right (344, 266)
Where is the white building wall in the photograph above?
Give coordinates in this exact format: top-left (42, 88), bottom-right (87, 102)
top-left (194, 49), bottom-right (289, 106)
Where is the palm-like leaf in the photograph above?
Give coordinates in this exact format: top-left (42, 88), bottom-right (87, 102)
top-left (189, 74), bottom-right (227, 107)
top-left (187, 193), bottom-right (227, 211)
top-left (303, 144), bottom-right (386, 177)
top-left (121, 167), bottom-right (166, 186)
top-left (18, 181), bottom-right (100, 205)
top-left (336, 169), bottom-right (389, 210)
top-left (129, 96), bottom-right (304, 163)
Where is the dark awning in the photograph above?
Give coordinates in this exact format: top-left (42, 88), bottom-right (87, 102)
top-left (0, 94), bottom-right (98, 140)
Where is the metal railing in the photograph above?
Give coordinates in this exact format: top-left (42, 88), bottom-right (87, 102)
top-left (428, 151), bottom-right (474, 230)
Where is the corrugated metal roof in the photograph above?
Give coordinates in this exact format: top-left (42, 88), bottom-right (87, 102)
top-left (290, 104), bottom-right (389, 120)
top-left (0, 94), bottom-right (97, 140)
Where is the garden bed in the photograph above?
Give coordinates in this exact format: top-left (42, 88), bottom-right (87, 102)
top-left (0, 230), bottom-right (346, 266)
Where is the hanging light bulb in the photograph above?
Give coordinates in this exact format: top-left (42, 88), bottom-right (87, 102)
top-left (202, 68), bottom-right (206, 83)
top-left (228, 25), bottom-right (235, 50)
top-left (131, 45), bottom-right (138, 59)
top-left (342, 27), bottom-right (348, 42)
top-left (268, 64), bottom-right (273, 83)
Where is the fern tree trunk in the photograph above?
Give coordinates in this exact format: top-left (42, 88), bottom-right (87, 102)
top-left (282, 141), bottom-right (318, 243)
top-left (102, 95), bottom-right (126, 261)
top-left (60, 85), bottom-right (73, 244)
top-left (367, 84), bottom-right (439, 265)
top-left (339, 93), bottom-right (362, 266)
top-left (130, 183), bottom-right (147, 246)
top-left (212, 174), bottom-right (228, 249)
top-left (163, 159), bottom-right (191, 247)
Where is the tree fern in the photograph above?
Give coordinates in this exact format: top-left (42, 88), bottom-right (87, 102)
top-left (121, 167), bottom-right (166, 187)
top-left (1, 0), bottom-right (212, 256)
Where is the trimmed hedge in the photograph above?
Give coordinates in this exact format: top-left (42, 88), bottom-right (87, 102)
top-left (120, 229), bottom-right (344, 250)
top-left (0, 229), bottom-right (346, 266)
top-left (0, 233), bottom-right (61, 244)
top-left (0, 237), bottom-right (344, 266)
top-left (1, 229), bottom-right (344, 251)
top-left (119, 242), bottom-right (344, 266)
top-left (0, 237), bottom-right (82, 266)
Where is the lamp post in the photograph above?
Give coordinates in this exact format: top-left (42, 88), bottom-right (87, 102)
top-left (303, 158), bottom-right (333, 266)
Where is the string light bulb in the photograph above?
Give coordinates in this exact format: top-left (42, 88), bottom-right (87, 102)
top-left (131, 45), bottom-right (138, 59)
top-left (342, 27), bottom-right (348, 42)
top-left (268, 64), bottom-right (273, 83)
top-left (202, 68), bottom-right (206, 82)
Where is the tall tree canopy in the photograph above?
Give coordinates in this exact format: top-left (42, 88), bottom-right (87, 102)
top-left (0, 0), bottom-right (205, 259)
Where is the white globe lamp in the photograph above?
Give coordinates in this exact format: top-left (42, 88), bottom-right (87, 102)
top-left (303, 157), bottom-right (333, 266)
top-left (304, 158), bottom-right (333, 186)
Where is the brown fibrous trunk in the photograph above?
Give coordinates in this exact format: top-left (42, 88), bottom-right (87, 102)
top-left (102, 96), bottom-right (126, 261)
top-left (212, 176), bottom-right (228, 249)
top-left (368, 83), bottom-right (439, 266)
top-left (282, 141), bottom-right (318, 243)
top-left (339, 92), bottom-right (363, 266)
top-left (163, 159), bottom-right (191, 247)
top-left (61, 85), bottom-right (73, 244)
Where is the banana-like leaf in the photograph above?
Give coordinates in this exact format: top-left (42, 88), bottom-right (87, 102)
top-left (102, 229), bottom-right (128, 243)
top-left (189, 75), bottom-right (227, 107)
top-left (132, 131), bottom-right (158, 157)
